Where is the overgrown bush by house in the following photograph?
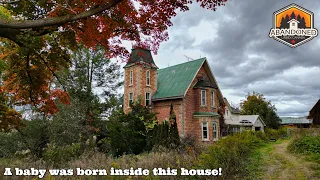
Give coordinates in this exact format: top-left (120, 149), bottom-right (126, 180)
top-left (288, 135), bottom-right (320, 163)
top-left (43, 143), bottom-right (84, 166)
top-left (265, 127), bottom-right (287, 139)
top-left (198, 131), bottom-right (264, 179)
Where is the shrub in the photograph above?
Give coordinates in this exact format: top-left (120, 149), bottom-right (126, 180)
top-left (288, 135), bottom-right (320, 164)
top-left (18, 118), bottom-right (50, 158)
top-left (107, 102), bottom-right (158, 156)
top-left (265, 127), bottom-right (287, 139)
top-left (43, 143), bottom-right (84, 166)
top-left (198, 131), bottom-right (263, 179)
top-left (0, 131), bottom-right (23, 158)
top-left (108, 110), bottom-right (148, 156)
top-left (288, 135), bottom-right (320, 154)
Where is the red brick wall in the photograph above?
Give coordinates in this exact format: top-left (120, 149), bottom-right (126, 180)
top-left (152, 99), bottom-right (184, 137)
top-left (183, 66), bottom-right (221, 142)
top-left (123, 65), bottom-right (157, 114)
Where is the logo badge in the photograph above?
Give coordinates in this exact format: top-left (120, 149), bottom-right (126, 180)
top-left (269, 3), bottom-right (318, 48)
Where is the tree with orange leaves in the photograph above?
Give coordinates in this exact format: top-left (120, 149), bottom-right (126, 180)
top-left (0, 0), bottom-right (227, 114)
top-left (0, 86), bottom-right (22, 131)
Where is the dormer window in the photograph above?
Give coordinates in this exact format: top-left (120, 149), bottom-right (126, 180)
top-left (201, 90), bottom-right (206, 106)
top-left (146, 70), bottom-right (150, 86)
top-left (129, 70), bottom-right (133, 85)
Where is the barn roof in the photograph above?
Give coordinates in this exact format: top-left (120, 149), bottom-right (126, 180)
top-left (280, 117), bottom-right (311, 125)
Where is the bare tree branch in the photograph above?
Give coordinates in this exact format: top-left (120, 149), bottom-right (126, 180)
top-left (0, 0), bottom-right (21, 5)
top-left (34, 50), bottom-right (68, 92)
top-left (0, 0), bottom-right (123, 29)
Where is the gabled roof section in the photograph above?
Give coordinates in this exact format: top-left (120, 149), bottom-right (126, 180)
top-left (193, 76), bottom-right (218, 89)
top-left (224, 98), bottom-right (241, 114)
top-left (309, 99), bottom-right (320, 117)
top-left (124, 48), bottom-right (158, 69)
top-left (199, 60), bottom-right (225, 106)
top-left (152, 58), bottom-right (205, 100)
top-left (225, 115), bottom-right (266, 126)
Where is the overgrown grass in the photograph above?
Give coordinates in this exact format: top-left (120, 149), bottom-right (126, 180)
top-left (288, 134), bottom-right (320, 176)
top-left (198, 131), bottom-right (266, 180)
top-left (0, 129), bottom-right (290, 180)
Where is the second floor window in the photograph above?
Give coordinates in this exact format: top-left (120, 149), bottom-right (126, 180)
top-left (146, 92), bottom-right (151, 106)
top-left (129, 92), bottom-right (133, 106)
top-left (146, 70), bottom-right (150, 86)
top-left (201, 90), bottom-right (206, 106)
top-left (129, 70), bottom-right (133, 85)
top-left (211, 91), bottom-right (215, 107)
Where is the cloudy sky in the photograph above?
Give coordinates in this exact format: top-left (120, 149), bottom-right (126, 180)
top-left (122, 0), bottom-right (320, 117)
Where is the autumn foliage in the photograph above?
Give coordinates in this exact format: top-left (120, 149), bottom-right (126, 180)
top-left (0, 0), bottom-right (227, 116)
top-left (0, 86), bottom-right (22, 131)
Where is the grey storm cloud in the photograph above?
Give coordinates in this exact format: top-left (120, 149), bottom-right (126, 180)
top-left (155, 0), bottom-right (320, 116)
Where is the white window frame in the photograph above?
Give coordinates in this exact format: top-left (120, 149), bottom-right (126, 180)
top-left (212, 122), bottom-right (218, 141)
top-left (232, 126), bottom-right (240, 132)
top-left (129, 70), bottom-right (133, 86)
top-left (129, 92), bottom-right (133, 107)
top-left (145, 92), bottom-right (151, 106)
top-left (202, 122), bottom-right (209, 141)
top-left (201, 90), bottom-right (206, 106)
top-left (146, 70), bottom-right (150, 86)
top-left (210, 91), bottom-right (215, 107)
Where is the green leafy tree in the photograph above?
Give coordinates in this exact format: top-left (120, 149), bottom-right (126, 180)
top-left (17, 118), bottom-right (50, 158)
top-left (153, 104), bottom-right (180, 149)
top-left (57, 45), bottom-right (122, 133)
top-left (169, 103), bottom-right (180, 147)
top-left (240, 92), bottom-right (281, 129)
top-left (108, 101), bottom-right (157, 156)
top-left (49, 99), bottom-right (89, 147)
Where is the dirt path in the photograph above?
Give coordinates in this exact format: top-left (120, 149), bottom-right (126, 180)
top-left (261, 140), bottom-right (319, 180)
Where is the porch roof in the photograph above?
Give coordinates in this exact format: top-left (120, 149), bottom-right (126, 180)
top-left (193, 112), bottom-right (221, 117)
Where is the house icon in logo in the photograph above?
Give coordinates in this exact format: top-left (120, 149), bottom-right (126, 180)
top-left (269, 3), bottom-right (318, 48)
top-left (287, 19), bottom-right (300, 30)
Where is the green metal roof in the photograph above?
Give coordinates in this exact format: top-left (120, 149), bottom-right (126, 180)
top-left (280, 117), bottom-right (311, 124)
top-left (193, 112), bottom-right (221, 117)
top-left (152, 58), bottom-right (206, 100)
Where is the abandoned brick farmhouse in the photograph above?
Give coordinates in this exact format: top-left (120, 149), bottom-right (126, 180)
top-left (123, 47), bottom-right (227, 142)
top-left (123, 48), bottom-right (266, 142)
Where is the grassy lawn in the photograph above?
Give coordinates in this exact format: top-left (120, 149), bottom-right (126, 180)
top-left (245, 139), bottom-right (287, 180)
top-left (246, 138), bottom-right (320, 180)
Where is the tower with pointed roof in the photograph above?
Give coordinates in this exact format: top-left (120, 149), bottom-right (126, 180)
top-left (123, 48), bottom-right (158, 113)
